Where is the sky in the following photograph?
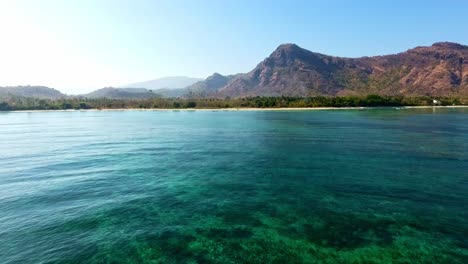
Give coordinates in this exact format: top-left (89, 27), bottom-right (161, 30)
top-left (0, 0), bottom-right (467, 94)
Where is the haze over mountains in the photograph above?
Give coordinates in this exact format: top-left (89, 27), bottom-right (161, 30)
top-left (0, 86), bottom-right (66, 99)
top-left (122, 76), bottom-right (203, 90)
top-left (83, 88), bottom-right (159, 99)
top-left (1, 42), bottom-right (467, 100)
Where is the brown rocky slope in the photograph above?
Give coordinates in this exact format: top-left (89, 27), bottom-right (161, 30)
top-left (190, 42), bottom-right (468, 98)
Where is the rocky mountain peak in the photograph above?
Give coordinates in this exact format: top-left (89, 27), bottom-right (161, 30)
top-left (270, 43), bottom-right (307, 59)
top-left (206, 73), bottom-right (225, 81)
top-left (431, 42), bottom-right (467, 50)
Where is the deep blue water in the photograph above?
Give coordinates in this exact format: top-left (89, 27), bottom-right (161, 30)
top-left (0, 108), bottom-right (467, 263)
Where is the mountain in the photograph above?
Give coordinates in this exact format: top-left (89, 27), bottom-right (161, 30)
top-left (2, 42), bottom-right (467, 100)
top-left (142, 73), bottom-right (240, 98)
top-left (148, 88), bottom-right (189, 98)
top-left (187, 42), bottom-right (468, 97)
top-left (0, 86), bottom-right (67, 99)
top-left (123, 76), bottom-right (203, 90)
top-left (83, 87), bottom-right (160, 99)
top-left (184, 73), bottom-right (240, 97)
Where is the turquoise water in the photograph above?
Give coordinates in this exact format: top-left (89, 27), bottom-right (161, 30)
top-left (0, 108), bottom-right (467, 263)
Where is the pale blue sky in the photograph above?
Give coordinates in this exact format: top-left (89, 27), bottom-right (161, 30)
top-left (0, 0), bottom-right (467, 94)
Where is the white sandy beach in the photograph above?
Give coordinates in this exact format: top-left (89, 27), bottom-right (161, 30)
top-left (6, 105), bottom-right (468, 113)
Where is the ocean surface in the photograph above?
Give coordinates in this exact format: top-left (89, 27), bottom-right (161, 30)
top-left (0, 108), bottom-right (467, 263)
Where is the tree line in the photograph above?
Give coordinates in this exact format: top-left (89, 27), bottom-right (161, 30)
top-left (0, 95), bottom-right (465, 111)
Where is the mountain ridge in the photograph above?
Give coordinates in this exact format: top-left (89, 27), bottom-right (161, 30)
top-left (204, 41), bottom-right (467, 97)
top-left (0, 86), bottom-right (66, 99)
top-left (123, 76), bottom-right (203, 90)
top-left (1, 42), bottom-right (467, 99)
top-left (82, 87), bottom-right (161, 99)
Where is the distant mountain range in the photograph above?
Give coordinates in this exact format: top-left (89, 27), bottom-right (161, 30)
top-left (82, 87), bottom-right (159, 99)
top-left (184, 73), bottom-right (240, 97)
top-left (122, 76), bottom-right (203, 90)
top-left (0, 86), bottom-right (66, 99)
top-left (1, 42), bottom-right (467, 99)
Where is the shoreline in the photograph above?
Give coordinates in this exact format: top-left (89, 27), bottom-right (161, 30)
top-left (5, 105), bottom-right (468, 113)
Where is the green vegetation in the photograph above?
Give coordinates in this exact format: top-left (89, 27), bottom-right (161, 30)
top-left (0, 95), bottom-right (466, 111)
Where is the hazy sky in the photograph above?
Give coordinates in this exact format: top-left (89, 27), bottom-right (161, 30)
top-left (1, 0), bottom-right (467, 94)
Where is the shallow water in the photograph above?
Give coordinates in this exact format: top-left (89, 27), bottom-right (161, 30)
top-left (0, 108), bottom-right (467, 263)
